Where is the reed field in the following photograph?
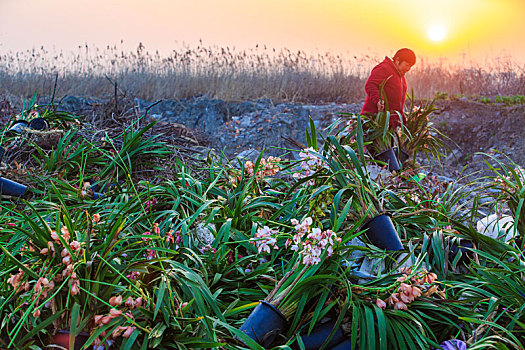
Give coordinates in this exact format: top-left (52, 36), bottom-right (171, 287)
top-left (1, 43), bottom-right (525, 102)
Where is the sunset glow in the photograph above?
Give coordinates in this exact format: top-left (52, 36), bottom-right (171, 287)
top-left (1, 0), bottom-right (525, 64)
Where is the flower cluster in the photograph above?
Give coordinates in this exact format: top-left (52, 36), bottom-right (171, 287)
top-left (245, 156), bottom-right (282, 178)
top-left (230, 156), bottom-right (283, 186)
top-left (250, 226), bottom-right (279, 254)
top-left (251, 217), bottom-right (341, 267)
top-left (141, 223), bottom-right (163, 260)
top-left (126, 271), bottom-right (140, 280)
top-left (375, 268), bottom-right (442, 311)
top-left (286, 217), bottom-right (341, 266)
top-left (199, 244), bottom-right (217, 254)
top-left (92, 294), bottom-right (143, 347)
top-left (144, 197), bottom-right (158, 213)
top-left (493, 166), bottom-right (525, 194)
top-left (165, 229), bottom-right (182, 249)
top-left (292, 148), bottom-right (329, 186)
top-left (7, 226), bottom-right (85, 319)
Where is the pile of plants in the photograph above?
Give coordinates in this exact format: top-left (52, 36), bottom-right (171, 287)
top-left (0, 97), bottom-right (524, 349)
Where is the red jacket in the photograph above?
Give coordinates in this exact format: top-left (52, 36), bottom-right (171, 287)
top-left (360, 57), bottom-right (407, 129)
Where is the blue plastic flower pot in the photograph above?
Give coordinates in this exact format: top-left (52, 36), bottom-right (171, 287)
top-left (362, 214), bottom-right (403, 251)
top-left (0, 177), bottom-right (27, 197)
top-left (93, 191), bottom-right (104, 199)
top-left (7, 120), bottom-right (28, 135)
top-left (436, 339), bottom-right (467, 350)
top-left (329, 338), bottom-right (353, 350)
top-left (376, 147), bottom-right (400, 172)
top-left (238, 300), bottom-right (288, 347)
top-left (299, 319), bottom-right (345, 350)
top-left (28, 117), bottom-right (49, 131)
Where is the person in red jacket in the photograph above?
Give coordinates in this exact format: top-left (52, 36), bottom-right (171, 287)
top-left (360, 48), bottom-right (416, 129)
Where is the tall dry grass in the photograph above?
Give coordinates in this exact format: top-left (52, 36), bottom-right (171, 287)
top-left (1, 43), bottom-right (525, 102)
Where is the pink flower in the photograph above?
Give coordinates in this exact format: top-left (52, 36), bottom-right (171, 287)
top-left (145, 249), bottom-right (156, 260)
top-left (71, 282), bottom-right (80, 296)
top-left (144, 198), bottom-right (157, 213)
top-left (376, 299), bottom-right (387, 309)
top-left (141, 232), bottom-right (152, 241)
top-left (394, 301), bottom-right (408, 310)
top-left (70, 241), bottom-right (81, 251)
top-left (60, 227), bottom-right (70, 241)
top-left (153, 223), bottom-right (161, 235)
top-left (92, 213), bottom-right (101, 223)
top-left (411, 286), bottom-right (422, 298)
top-left (109, 295), bottom-right (123, 307)
top-left (135, 297), bottom-right (143, 308)
top-left (123, 326), bottom-right (136, 338)
top-left (127, 271), bottom-right (140, 280)
top-left (109, 308), bottom-right (122, 318)
top-left (125, 297), bottom-right (135, 308)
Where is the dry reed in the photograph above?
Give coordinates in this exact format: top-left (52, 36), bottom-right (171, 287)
top-left (1, 43), bottom-right (524, 103)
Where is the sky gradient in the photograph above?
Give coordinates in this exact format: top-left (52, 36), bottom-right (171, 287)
top-left (1, 0), bottom-right (525, 64)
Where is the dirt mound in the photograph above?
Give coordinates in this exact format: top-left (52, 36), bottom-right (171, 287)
top-left (432, 99), bottom-right (525, 176)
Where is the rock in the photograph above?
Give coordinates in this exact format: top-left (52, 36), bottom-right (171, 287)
top-left (235, 149), bottom-right (260, 162)
top-left (395, 253), bottom-right (427, 271)
top-left (365, 164), bottom-right (390, 182)
top-left (58, 96), bottom-right (91, 112)
top-left (195, 223), bottom-right (215, 245)
top-left (476, 214), bottom-right (516, 242)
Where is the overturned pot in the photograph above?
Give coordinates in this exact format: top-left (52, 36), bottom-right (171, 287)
top-left (329, 338), bottom-right (353, 350)
top-left (298, 319), bottom-right (346, 350)
top-left (393, 147), bottom-right (410, 164)
top-left (362, 214), bottom-right (403, 251)
top-left (7, 120), bottom-right (29, 135)
top-left (29, 117), bottom-right (49, 131)
top-left (237, 300), bottom-right (288, 348)
top-left (375, 148), bottom-right (401, 172)
top-left (0, 177), bottom-right (27, 197)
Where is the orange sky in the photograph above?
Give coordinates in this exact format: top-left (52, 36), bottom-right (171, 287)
top-left (1, 0), bottom-right (525, 65)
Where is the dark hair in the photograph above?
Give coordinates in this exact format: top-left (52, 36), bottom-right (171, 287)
top-left (393, 48), bottom-right (416, 65)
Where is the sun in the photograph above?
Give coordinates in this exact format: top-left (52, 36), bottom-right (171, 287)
top-left (427, 25), bottom-right (446, 42)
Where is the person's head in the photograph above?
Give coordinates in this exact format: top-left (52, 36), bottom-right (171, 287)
top-left (393, 48), bottom-right (416, 75)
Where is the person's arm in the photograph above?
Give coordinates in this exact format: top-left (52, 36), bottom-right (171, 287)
top-left (364, 65), bottom-right (390, 111)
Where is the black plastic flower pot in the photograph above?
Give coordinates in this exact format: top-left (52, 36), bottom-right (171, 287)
top-left (298, 319), bottom-right (345, 350)
top-left (375, 147), bottom-right (401, 172)
top-left (329, 338), bottom-right (353, 350)
top-left (450, 239), bottom-right (474, 265)
top-left (52, 330), bottom-right (90, 350)
top-left (237, 300), bottom-right (288, 347)
top-left (362, 214), bottom-right (403, 251)
top-left (0, 146), bottom-right (4, 164)
top-left (7, 120), bottom-right (29, 135)
top-left (393, 147), bottom-right (410, 164)
top-left (28, 117), bottom-right (49, 131)
top-left (0, 177), bottom-right (27, 197)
